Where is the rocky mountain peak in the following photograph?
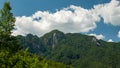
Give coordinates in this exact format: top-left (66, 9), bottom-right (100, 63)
top-left (41, 30), bottom-right (65, 47)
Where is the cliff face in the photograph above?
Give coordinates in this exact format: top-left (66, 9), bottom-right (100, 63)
top-left (40, 30), bottom-right (65, 48)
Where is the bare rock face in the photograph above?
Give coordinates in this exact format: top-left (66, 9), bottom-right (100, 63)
top-left (52, 33), bottom-right (57, 48)
top-left (92, 37), bottom-right (101, 46)
top-left (41, 30), bottom-right (65, 48)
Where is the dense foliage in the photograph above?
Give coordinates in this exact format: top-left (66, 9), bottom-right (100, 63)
top-left (0, 49), bottom-right (72, 68)
top-left (0, 2), bottom-right (21, 51)
top-left (0, 2), bottom-right (73, 68)
top-left (18, 30), bottom-right (120, 68)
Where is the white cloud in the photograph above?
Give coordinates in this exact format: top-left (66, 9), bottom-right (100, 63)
top-left (108, 39), bottom-right (114, 42)
top-left (118, 31), bottom-right (120, 38)
top-left (12, 5), bottom-right (100, 36)
top-left (12, 0), bottom-right (120, 36)
top-left (88, 33), bottom-right (105, 40)
top-left (94, 0), bottom-right (120, 26)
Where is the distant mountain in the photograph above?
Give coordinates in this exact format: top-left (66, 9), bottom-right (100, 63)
top-left (17, 30), bottom-right (120, 68)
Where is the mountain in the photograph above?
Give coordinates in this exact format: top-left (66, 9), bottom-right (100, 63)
top-left (17, 30), bottom-right (120, 68)
top-left (0, 30), bottom-right (73, 68)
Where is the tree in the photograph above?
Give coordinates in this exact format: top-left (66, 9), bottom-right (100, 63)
top-left (0, 2), bottom-right (21, 51)
top-left (0, 2), bottom-right (15, 36)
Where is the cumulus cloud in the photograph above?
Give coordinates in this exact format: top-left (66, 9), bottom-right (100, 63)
top-left (12, 5), bottom-right (100, 36)
top-left (94, 0), bottom-right (120, 26)
top-left (108, 39), bottom-right (114, 42)
top-left (12, 0), bottom-right (120, 36)
top-left (118, 31), bottom-right (120, 38)
top-left (88, 33), bottom-right (105, 40)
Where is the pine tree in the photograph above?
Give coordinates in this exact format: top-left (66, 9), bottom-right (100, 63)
top-left (0, 2), bottom-right (21, 51)
top-left (0, 2), bottom-right (15, 36)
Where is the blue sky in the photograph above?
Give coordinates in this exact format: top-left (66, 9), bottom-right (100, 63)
top-left (0, 0), bottom-right (111, 16)
top-left (0, 0), bottom-right (120, 42)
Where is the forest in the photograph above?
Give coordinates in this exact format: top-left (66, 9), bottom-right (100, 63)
top-left (17, 30), bottom-right (120, 68)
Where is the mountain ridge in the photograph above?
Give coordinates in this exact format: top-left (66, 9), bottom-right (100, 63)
top-left (17, 29), bottom-right (120, 68)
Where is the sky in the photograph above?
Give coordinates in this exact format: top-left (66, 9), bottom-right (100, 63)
top-left (0, 0), bottom-right (120, 42)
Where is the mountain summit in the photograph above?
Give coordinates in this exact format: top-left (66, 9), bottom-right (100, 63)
top-left (41, 30), bottom-right (65, 48)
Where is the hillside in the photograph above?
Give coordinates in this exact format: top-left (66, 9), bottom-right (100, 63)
top-left (17, 30), bottom-right (120, 68)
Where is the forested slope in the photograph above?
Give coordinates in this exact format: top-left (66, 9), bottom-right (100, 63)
top-left (18, 30), bottom-right (120, 68)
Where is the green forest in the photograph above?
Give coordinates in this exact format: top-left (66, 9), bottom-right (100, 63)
top-left (17, 30), bottom-right (120, 68)
top-left (1, 2), bottom-right (120, 68)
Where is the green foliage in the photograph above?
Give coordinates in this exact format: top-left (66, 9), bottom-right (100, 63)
top-left (0, 49), bottom-right (73, 68)
top-left (0, 2), bottom-right (21, 51)
top-left (17, 34), bottom-right (46, 54)
top-left (0, 2), bottom-right (15, 36)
